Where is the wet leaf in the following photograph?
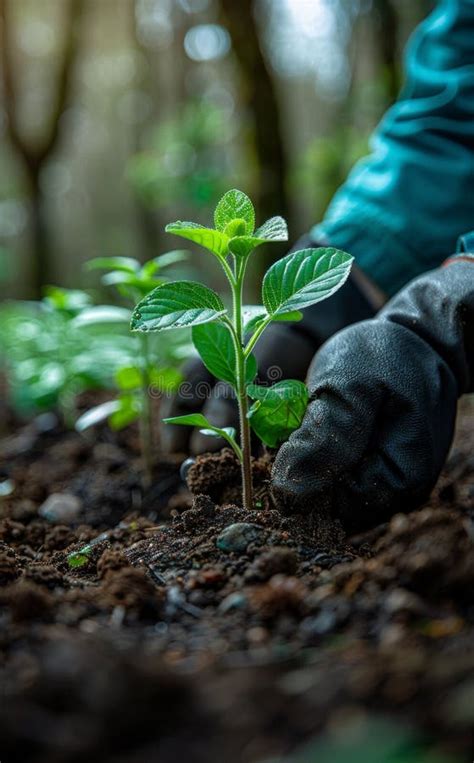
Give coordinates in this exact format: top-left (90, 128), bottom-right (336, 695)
top-left (165, 222), bottom-right (229, 258)
top-left (263, 247), bottom-right (353, 316)
top-left (192, 322), bottom-right (257, 387)
top-left (214, 189), bottom-right (255, 234)
top-left (131, 281), bottom-right (226, 332)
top-left (247, 379), bottom-right (308, 447)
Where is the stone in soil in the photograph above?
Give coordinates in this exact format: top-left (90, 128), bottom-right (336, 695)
top-left (38, 492), bottom-right (82, 524)
top-left (216, 522), bottom-right (267, 553)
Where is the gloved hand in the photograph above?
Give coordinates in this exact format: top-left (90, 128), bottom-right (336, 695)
top-left (162, 236), bottom-right (378, 454)
top-left (271, 258), bottom-right (474, 531)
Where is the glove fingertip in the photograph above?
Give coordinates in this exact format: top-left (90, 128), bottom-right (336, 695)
top-left (271, 441), bottom-right (328, 516)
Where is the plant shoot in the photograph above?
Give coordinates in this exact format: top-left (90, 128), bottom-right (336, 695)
top-left (131, 190), bottom-right (353, 508)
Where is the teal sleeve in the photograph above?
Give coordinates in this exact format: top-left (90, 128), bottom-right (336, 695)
top-left (312, 0), bottom-right (474, 296)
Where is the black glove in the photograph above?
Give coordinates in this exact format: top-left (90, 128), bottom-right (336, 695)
top-left (271, 259), bottom-right (474, 531)
top-left (162, 235), bottom-right (377, 454)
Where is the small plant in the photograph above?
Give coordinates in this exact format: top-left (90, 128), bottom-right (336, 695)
top-left (131, 189), bottom-right (353, 509)
top-left (75, 253), bottom-right (190, 484)
top-left (66, 520), bottom-right (139, 569)
top-left (0, 287), bottom-right (134, 422)
top-left (85, 250), bottom-right (188, 302)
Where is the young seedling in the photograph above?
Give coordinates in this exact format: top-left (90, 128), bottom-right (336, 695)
top-left (131, 190), bottom-right (353, 509)
top-left (74, 253), bottom-right (189, 485)
top-left (66, 519), bottom-right (140, 569)
top-left (0, 286), bottom-right (135, 423)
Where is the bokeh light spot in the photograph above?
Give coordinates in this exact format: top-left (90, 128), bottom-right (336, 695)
top-left (184, 24), bottom-right (231, 62)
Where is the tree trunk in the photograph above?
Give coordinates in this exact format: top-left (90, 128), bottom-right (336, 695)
top-left (373, 0), bottom-right (401, 105)
top-left (219, 0), bottom-right (289, 229)
top-left (28, 167), bottom-right (50, 294)
top-left (128, 0), bottom-right (161, 263)
top-left (0, 0), bottom-right (84, 296)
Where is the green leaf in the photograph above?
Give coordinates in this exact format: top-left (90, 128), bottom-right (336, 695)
top-left (245, 353), bottom-right (258, 384)
top-left (254, 216), bottom-right (288, 241)
top-left (109, 394), bottom-right (140, 430)
top-left (243, 305), bottom-right (266, 331)
top-left (131, 281), bottom-right (226, 332)
top-left (72, 306), bottom-right (132, 328)
top-left (67, 545), bottom-right (92, 568)
top-left (200, 426), bottom-right (236, 440)
top-left (86, 257), bottom-right (140, 274)
top-left (224, 219), bottom-right (248, 238)
top-left (214, 189), bottom-right (255, 234)
top-left (164, 413), bottom-right (242, 461)
top-left (148, 366), bottom-right (183, 394)
top-left (98, 270), bottom-right (164, 299)
top-left (101, 270), bottom-right (134, 286)
top-left (163, 413), bottom-right (209, 428)
top-left (75, 400), bottom-right (121, 431)
top-left (192, 323), bottom-right (258, 387)
top-left (227, 237), bottom-right (260, 259)
top-left (145, 250), bottom-right (189, 272)
top-left (262, 247), bottom-right (353, 317)
top-left (165, 221), bottom-right (229, 258)
top-left (115, 365), bottom-right (142, 390)
top-left (192, 322), bottom-right (235, 386)
top-left (242, 306), bottom-right (302, 337)
top-left (274, 310), bottom-right (303, 322)
top-left (86, 255), bottom-right (173, 298)
top-left (102, 270), bottom-right (161, 289)
top-left (247, 379), bottom-right (308, 448)
top-left (139, 260), bottom-right (159, 279)
top-left (44, 287), bottom-right (92, 313)
top-left (228, 216), bottom-right (288, 258)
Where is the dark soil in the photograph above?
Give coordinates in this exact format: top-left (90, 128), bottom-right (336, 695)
top-left (0, 401), bottom-right (473, 763)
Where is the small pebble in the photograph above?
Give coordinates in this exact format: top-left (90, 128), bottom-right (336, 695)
top-left (38, 493), bottom-right (82, 524)
top-left (218, 592), bottom-right (248, 613)
top-left (180, 457), bottom-right (196, 483)
top-left (34, 412), bottom-right (58, 433)
top-left (0, 479), bottom-right (15, 497)
top-left (300, 610), bottom-right (337, 637)
top-left (383, 588), bottom-right (425, 617)
top-left (247, 626), bottom-right (268, 645)
top-left (378, 623), bottom-right (408, 650)
top-left (216, 522), bottom-right (266, 553)
top-left (110, 605), bottom-right (126, 629)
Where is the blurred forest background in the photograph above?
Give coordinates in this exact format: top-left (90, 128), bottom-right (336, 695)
top-left (0, 0), bottom-right (434, 300)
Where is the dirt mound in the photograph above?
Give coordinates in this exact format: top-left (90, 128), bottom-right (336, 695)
top-left (0, 403), bottom-right (472, 761)
top-left (186, 447), bottom-right (274, 507)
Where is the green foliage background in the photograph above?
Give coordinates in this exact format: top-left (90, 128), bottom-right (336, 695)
top-left (0, 0), bottom-right (433, 301)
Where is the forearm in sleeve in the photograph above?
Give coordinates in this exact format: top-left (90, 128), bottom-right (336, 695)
top-left (312, 0), bottom-right (474, 296)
